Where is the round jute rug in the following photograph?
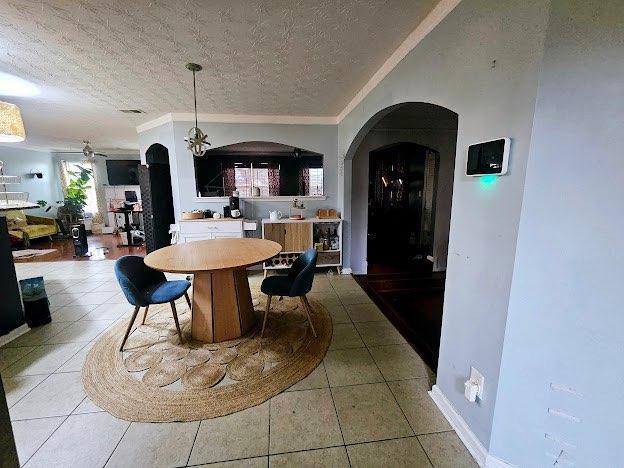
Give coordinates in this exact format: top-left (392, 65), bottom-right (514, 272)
top-left (81, 289), bottom-right (332, 422)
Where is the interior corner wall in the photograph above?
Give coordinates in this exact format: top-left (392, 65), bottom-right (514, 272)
top-left (489, 1), bottom-right (624, 465)
top-left (348, 127), bottom-right (457, 274)
top-left (0, 146), bottom-right (58, 216)
top-left (338, 0), bottom-right (550, 448)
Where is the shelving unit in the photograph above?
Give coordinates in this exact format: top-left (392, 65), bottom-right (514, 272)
top-left (0, 173), bottom-right (36, 210)
top-left (261, 217), bottom-right (342, 274)
top-left (0, 162), bottom-right (38, 336)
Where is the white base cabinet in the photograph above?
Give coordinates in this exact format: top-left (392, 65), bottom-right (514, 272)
top-left (177, 219), bottom-right (257, 243)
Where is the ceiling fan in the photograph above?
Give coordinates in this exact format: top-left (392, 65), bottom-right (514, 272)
top-left (52, 140), bottom-right (107, 159)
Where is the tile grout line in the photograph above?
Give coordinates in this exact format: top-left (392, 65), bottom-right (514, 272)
top-left (320, 360), bottom-right (351, 467)
top-left (103, 419), bottom-right (132, 467)
top-left (344, 279), bottom-right (439, 466)
top-left (21, 413), bottom-right (72, 466)
top-left (282, 376), bottom-right (434, 395)
top-left (185, 420), bottom-right (202, 467)
top-left (20, 391), bottom-right (92, 466)
top-left (12, 271), bottom-right (441, 466)
top-left (267, 393), bottom-right (272, 458)
top-left (183, 429), bottom-right (457, 468)
top-left (6, 329), bottom-right (101, 416)
top-left (334, 282), bottom-right (438, 467)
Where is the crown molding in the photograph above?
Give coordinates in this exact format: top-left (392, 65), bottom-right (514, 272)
top-left (136, 0), bottom-right (461, 134)
top-left (135, 113), bottom-right (174, 133)
top-left (137, 113), bottom-right (338, 133)
top-left (171, 113), bottom-right (338, 126)
top-left (0, 142), bottom-right (54, 153)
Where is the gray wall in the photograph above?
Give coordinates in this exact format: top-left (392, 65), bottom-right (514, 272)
top-left (490, 1), bottom-right (624, 465)
top-left (0, 146), bottom-right (58, 216)
top-left (349, 127), bottom-right (457, 273)
top-left (138, 121), bottom-right (339, 229)
top-left (338, 0), bottom-right (549, 447)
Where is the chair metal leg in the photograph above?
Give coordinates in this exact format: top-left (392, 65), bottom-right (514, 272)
top-left (300, 295), bottom-right (317, 337)
top-left (169, 301), bottom-right (184, 344)
top-left (184, 292), bottom-right (192, 310)
top-left (141, 305), bottom-right (149, 325)
top-left (260, 295), bottom-right (272, 340)
top-left (120, 305), bottom-right (141, 351)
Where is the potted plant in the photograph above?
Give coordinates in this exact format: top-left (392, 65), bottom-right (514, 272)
top-left (57, 165), bottom-right (93, 232)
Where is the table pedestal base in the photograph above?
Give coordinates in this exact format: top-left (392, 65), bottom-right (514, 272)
top-left (191, 269), bottom-right (256, 343)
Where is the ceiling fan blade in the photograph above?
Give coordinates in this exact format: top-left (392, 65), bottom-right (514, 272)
top-left (94, 153), bottom-right (108, 158)
top-left (51, 151), bottom-right (85, 154)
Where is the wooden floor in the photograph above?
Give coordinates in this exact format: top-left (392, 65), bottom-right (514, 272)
top-left (355, 264), bottom-right (445, 371)
top-left (13, 234), bottom-right (145, 263)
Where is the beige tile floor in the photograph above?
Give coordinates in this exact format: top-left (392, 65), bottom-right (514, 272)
top-left (3, 259), bottom-right (477, 468)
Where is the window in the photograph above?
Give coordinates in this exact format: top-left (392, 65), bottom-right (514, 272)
top-left (308, 168), bottom-right (323, 196)
top-left (194, 141), bottom-right (323, 197)
top-left (64, 161), bottom-right (99, 214)
top-left (234, 166), bottom-right (252, 197)
top-left (234, 165), bottom-right (271, 197)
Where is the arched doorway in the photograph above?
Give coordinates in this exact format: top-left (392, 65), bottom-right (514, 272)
top-left (344, 102), bottom-right (458, 368)
top-left (140, 143), bottom-right (175, 253)
top-left (346, 102), bottom-right (458, 273)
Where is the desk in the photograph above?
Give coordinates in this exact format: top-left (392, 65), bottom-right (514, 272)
top-left (110, 209), bottom-right (143, 247)
top-left (144, 238), bottom-right (281, 343)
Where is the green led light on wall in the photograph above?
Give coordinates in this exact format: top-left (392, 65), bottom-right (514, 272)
top-left (479, 175), bottom-right (497, 189)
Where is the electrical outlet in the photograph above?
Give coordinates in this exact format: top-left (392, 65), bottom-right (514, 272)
top-left (465, 367), bottom-right (485, 402)
top-left (469, 367), bottom-right (484, 400)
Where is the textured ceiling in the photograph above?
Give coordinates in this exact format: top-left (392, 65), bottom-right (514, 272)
top-left (0, 0), bottom-right (440, 150)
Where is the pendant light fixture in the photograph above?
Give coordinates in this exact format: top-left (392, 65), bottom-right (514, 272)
top-left (184, 63), bottom-right (210, 157)
top-left (0, 101), bottom-right (26, 142)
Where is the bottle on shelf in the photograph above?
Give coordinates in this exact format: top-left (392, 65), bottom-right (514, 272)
top-left (330, 227), bottom-right (339, 250)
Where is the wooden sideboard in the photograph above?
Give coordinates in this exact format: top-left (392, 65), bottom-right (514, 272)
top-left (262, 217), bottom-right (342, 274)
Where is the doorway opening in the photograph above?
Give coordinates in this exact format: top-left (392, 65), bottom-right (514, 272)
top-left (367, 142), bottom-right (439, 274)
top-left (345, 102), bottom-right (458, 368)
top-left (140, 143), bottom-right (175, 253)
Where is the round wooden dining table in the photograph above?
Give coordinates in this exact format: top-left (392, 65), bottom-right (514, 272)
top-left (144, 238), bottom-right (281, 343)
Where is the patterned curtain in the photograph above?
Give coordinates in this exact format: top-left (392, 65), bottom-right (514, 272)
top-left (268, 164), bottom-right (280, 196)
top-left (222, 164), bottom-right (236, 196)
top-left (298, 166), bottom-right (310, 195)
top-left (58, 160), bottom-right (70, 194)
top-left (83, 159), bottom-right (106, 221)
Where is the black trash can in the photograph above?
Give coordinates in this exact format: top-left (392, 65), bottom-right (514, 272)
top-left (19, 276), bottom-right (51, 327)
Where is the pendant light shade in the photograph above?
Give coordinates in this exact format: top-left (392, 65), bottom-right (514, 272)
top-left (0, 101), bottom-right (26, 142)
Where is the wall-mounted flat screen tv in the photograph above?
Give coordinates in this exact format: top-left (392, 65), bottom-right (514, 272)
top-left (106, 160), bottom-right (140, 185)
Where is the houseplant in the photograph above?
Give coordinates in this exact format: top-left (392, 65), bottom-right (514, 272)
top-left (57, 164), bottom-right (93, 231)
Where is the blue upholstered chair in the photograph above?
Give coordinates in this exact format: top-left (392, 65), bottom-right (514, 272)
top-left (115, 255), bottom-right (191, 351)
top-left (260, 248), bottom-right (318, 339)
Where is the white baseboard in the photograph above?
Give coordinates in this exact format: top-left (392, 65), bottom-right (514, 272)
top-left (429, 385), bottom-right (514, 468)
top-left (341, 268), bottom-right (353, 275)
top-left (0, 323), bottom-right (30, 347)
